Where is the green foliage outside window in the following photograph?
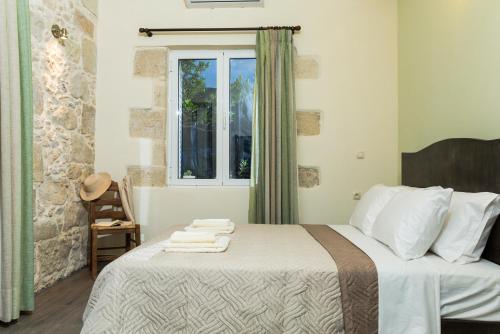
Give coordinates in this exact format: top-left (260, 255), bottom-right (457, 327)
top-left (180, 60), bottom-right (215, 127)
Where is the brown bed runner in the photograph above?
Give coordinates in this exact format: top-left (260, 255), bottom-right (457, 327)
top-left (302, 225), bottom-right (378, 334)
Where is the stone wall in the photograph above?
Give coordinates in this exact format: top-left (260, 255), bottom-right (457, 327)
top-left (127, 47), bottom-right (168, 187)
top-left (128, 47), bottom-right (322, 188)
top-left (30, 0), bottom-right (97, 291)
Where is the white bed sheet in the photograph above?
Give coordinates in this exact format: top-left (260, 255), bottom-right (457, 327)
top-left (437, 254), bottom-right (500, 321)
top-left (329, 225), bottom-right (500, 334)
top-left (330, 224), bottom-right (441, 334)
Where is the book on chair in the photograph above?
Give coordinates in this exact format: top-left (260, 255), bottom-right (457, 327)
top-left (92, 220), bottom-right (133, 228)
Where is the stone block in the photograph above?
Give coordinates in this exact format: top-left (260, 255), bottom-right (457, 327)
top-left (64, 39), bottom-right (81, 64)
top-left (36, 236), bottom-right (72, 288)
top-left (82, 39), bottom-right (97, 74)
top-left (82, 165), bottom-right (94, 182)
top-left (298, 166), bottom-right (320, 188)
top-left (65, 229), bottom-right (85, 276)
top-left (67, 164), bottom-right (82, 180)
top-left (69, 73), bottom-right (89, 99)
top-left (44, 45), bottom-right (64, 84)
top-left (75, 10), bottom-right (94, 38)
top-left (35, 238), bottom-right (60, 289)
top-left (296, 110), bottom-right (321, 136)
top-left (64, 236), bottom-right (80, 272)
top-left (71, 133), bottom-right (94, 164)
top-left (63, 202), bottom-right (86, 231)
top-left (39, 181), bottom-right (68, 205)
top-left (129, 108), bottom-right (165, 139)
top-left (34, 221), bottom-right (58, 242)
top-left (82, 0), bottom-right (98, 16)
top-left (153, 80), bottom-right (167, 108)
top-left (42, 0), bottom-right (57, 10)
top-left (33, 143), bottom-right (44, 182)
top-left (33, 81), bottom-right (44, 115)
top-left (295, 55), bottom-right (320, 79)
top-left (52, 106), bottom-right (77, 130)
top-left (127, 166), bottom-right (166, 187)
top-left (81, 104), bottom-right (95, 134)
top-left (134, 48), bottom-right (167, 77)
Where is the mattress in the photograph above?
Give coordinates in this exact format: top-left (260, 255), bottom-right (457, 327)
top-left (330, 225), bottom-right (500, 323)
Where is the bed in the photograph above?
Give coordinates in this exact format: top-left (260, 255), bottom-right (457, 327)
top-left (402, 138), bottom-right (500, 334)
top-left (330, 225), bottom-right (500, 334)
top-left (82, 138), bottom-right (500, 334)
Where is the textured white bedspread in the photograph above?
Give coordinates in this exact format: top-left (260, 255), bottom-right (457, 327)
top-left (82, 225), bottom-right (344, 334)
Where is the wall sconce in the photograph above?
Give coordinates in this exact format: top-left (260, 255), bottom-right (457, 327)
top-left (51, 24), bottom-right (68, 45)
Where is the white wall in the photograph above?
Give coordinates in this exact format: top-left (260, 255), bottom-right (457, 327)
top-left (399, 0), bottom-right (500, 153)
top-left (95, 0), bottom-right (398, 239)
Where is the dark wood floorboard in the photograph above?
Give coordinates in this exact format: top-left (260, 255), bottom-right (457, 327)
top-left (1, 268), bottom-right (94, 334)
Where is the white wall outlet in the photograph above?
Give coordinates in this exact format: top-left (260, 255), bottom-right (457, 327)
top-left (356, 151), bottom-right (365, 159)
top-left (353, 192), bottom-right (362, 200)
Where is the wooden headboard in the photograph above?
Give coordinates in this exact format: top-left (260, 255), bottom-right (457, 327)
top-left (402, 138), bottom-right (500, 265)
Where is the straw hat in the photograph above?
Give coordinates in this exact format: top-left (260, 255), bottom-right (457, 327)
top-left (80, 172), bottom-right (112, 201)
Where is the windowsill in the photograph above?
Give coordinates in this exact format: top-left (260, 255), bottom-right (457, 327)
top-left (166, 184), bottom-right (250, 189)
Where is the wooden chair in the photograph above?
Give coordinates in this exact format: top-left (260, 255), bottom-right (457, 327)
top-left (88, 181), bottom-right (141, 279)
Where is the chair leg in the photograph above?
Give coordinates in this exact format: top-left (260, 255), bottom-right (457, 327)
top-left (91, 229), bottom-right (98, 280)
top-left (125, 233), bottom-right (131, 251)
top-left (135, 225), bottom-right (141, 247)
top-left (87, 227), bottom-right (91, 267)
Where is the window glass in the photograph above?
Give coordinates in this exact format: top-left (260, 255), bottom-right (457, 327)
top-left (178, 59), bottom-right (217, 179)
top-left (169, 51), bottom-right (256, 186)
top-left (228, 58), bottom-right (256, 179)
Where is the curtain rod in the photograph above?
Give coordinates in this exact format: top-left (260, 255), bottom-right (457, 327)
top-left (138, 26), bottom-right (301, 37)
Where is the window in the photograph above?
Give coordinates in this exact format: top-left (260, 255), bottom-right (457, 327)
top-left (168, 50), bottom-right (256, 186)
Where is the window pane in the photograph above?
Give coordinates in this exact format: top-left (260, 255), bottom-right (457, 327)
top-left (229, 58), bottom-right (256, 179)
top-left (178, 59), bottom-right (217, 179)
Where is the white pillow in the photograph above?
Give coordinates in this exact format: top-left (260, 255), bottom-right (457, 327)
top-left (371, 187), bottom-right (453, 260)
top-left (349, 184), bottom-right (404, 236)
top-left (431, 192), bottom-right (500, 264)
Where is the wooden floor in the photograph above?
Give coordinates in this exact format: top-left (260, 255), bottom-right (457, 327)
top-left (2, 268), bottom-right (94, 334)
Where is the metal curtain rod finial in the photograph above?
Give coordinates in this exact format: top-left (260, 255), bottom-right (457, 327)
top-left (138, 26), bottom-right (301, 37)
top-left (139, 28), bottom-right (153, 37)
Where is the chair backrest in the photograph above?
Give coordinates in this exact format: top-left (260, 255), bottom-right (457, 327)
top-left (88, 181), bottom-right (127, 226)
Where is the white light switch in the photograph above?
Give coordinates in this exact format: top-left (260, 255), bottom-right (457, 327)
top-left (356, 152), bottom-right (365, 159)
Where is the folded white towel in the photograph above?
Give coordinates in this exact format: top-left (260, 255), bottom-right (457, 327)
top-left (165, 241), bottom-right (219, 248)
top-left (170, 231), bottom-right (216, 244)
top-left (185, 221), bottom-right (235, 234)
top-left (191, 219), bottom-right (231, 228)
top-left (164, 236), bottom-right (230, 253)
top-left (126, 239), bottom-right (171, 261)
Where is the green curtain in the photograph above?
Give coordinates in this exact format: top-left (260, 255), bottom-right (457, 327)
top-left (0, 0), bottom-right (34, 323)
top-left (249, 30), bottom-right (299, 225)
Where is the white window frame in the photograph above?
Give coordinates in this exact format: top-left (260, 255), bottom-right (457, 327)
top-left (168, 49), bottom-right (256, 186)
